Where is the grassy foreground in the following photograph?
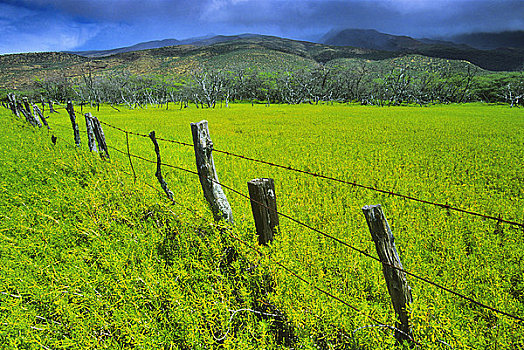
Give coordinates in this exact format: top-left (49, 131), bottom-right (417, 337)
top-left (1, 103), bottom-right (523, 349)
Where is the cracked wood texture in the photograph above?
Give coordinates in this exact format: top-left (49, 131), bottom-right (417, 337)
top-left (90, 115), bottom-right (109, 158)
top-left (247, 178), bottom-right (279, 245)
top-left (84, 113), bottom-right (98, 152)
top-left (33, 104), bottom-right (49, 130)
top-left (191, 120), bottom-right (233, 224)
top-left (66, 101), bottom-right (81, 147)
top-left (362, 204), bottom-right (414, 345)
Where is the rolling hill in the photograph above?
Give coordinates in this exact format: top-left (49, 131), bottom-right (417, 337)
top-left (0, 33), bottom-right (521, 91)
top-left (321, 29), bottom-right (524, 72)
top-left (321, 29), bottom-right (424, 51)
top-left (450, 31), bottom-right (524, 50)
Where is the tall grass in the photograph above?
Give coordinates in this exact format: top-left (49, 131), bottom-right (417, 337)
top-left (1, 102), bottom-right (523, 349)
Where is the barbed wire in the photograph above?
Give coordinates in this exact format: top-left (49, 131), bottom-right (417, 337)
top-left (98, 119), bottom-right (524, 229)
top-left (108, 147), bottom-right (421, 346)
top-left (226, 231), bottom-right (422, 346)
top-left (3, 107), bottom-right (522, 348)
top-left (108, 148), bottom-right (420, 345)
top-left (6, 106), bottom-right (524, 323)
top-left (107, 144), bottom-right (524, 324)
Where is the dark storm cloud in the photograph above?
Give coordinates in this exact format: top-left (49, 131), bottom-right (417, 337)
top-left (198, 0), bottom-right (524, 37)
top-left (1, 0), bottom-right (523, 54)
top-left (2, 0), bottom-right (206, 22)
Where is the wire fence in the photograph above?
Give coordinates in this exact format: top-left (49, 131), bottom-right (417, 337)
top-left (109, 147), bottom-right (423, 346)
top-left (108, 142), bottom-right (524, 324)
top-left (99, 120), bottom-right (524, 230)
top-left (3, 102), bottom-right (524, 347)
top-left (121, 163), bottom-right (421, 344)
top-left (36, 106), bottom-right (524, 324)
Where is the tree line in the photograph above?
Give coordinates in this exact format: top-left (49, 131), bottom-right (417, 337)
top-left (4, 63), bottom-right (524, 108)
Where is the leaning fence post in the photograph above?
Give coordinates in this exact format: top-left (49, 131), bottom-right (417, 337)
top-left (22, 98), bottom-right (32, 116)
top-left (7, 94), bottom-right (20, 118)
top-left (22, 98), bottom-right (42, 128)
top-left (33, 104), bottom-right (49, 129)
top-left (19, 105), bottom-right (35, 126)
top-left (90, 115), bottom-right (110, 158)
top-left (66, 101), bottom-right (81, 147)
top-left (247, 178), bottom-right (279, 245)
top-left (362, 204), bottom-right (413, 345)
top-left (84, 113), bottom-right (98, 152)
top-left (149, 131), bottom-right (174, 200)
top-left (191, 120), bottom-right (233, 224)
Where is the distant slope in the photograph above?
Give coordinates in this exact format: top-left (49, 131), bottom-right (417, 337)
top-left (68, 39), bottom-right (182, 58)
top-left (413, 45), bottom-right (524, 72)
top-left (0, 52), bottom-right (92, 90)
top-left (321, 28), bottom-right (524, 71)
top-left (0, 35), bottom-right (398, 89)
top-left (321, 29), bottom-right (424, 51)
top-left (450, 31), bottom-right (524, 50)
top-left (68, 34), bottom-right (264, 58)
top-left (0, 34), bottom-right (519, 90)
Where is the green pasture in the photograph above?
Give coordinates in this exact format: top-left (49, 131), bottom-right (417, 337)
top-left (1, 102), bottom-right (523, 349)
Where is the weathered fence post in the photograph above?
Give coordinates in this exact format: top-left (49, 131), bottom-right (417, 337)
top-left (90, 115), bottom-right (110, 158)
top-left (149, 131), bottom-right (174, 200)
top-left (23, 98), bottom-right (42, 128)
top-left (19, 100), bottom-right (39, 127)
top-left (66, 101), bottom-right (81, 147)
top-left (7, 94), bottom-right (19, 118)
top-left (22, 98), bottom-right (31, 115)
top-left (84, 113), bottom-right (98, 152)
top-left (33, 104), bottom-right (49, 130)
top-left (49, 101), bottom-right (58, 114)
top-left (9, 94), bottom-right (20, 118)
top-left (19, 105), bottom-right (33, 125)
top-left (191, 120), bottom-right (233, 224)
top-left (362, 204), bottom-right (413, 345)
top-left (247, 178), bottom-right (279, 245)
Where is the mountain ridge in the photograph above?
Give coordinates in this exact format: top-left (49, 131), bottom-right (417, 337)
top-left (450, 31), bottom-right (524, 50)
top-left (59, 29), bottom-right (524, 73)
top-left (66, 34), bottom-right (266, 58)
top-left (0, 31), bottom-right (522, 90)
top-left (319, 28), bottom-right (524, 71)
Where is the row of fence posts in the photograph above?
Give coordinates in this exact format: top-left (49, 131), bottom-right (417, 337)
top-left (6, 93), bottom-right (50, 129)
top-left (4, 98), bottom-right (415, 346)
top-left (166, 119), bottom-right (413, 345)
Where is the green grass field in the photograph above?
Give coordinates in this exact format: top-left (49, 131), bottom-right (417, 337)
top-left (1, 102), bottom-right (523, 349)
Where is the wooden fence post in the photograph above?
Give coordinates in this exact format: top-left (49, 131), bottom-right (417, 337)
top-left (7, 94), bottom-right (20, 118)
top-left (362, 204), bottom-right (413, 345)
top-left (19, 106), bottom-right (34, 126)
top-left (49, 101), bottom-right (58, 114)
top-left (22, 98), bottom-right (42, 128)
top-left (22, 97), bottom-right (32, 115)
top-left (149, 131), bottom-right (174, 200)
top-left (33, 104), bottom-right (49, 130)
top-left (84, 113), bottom-right (98, 152)
top-left (66, 101), bottom-right (81, 147)
top-left (18, 101), bottom-right (39, 128)
top-left (191, 120), bottom-right (233, 224)
top-left (247, 178), bottom-right (279, 245)
top-left (90, 115), bottom-right (110, 158)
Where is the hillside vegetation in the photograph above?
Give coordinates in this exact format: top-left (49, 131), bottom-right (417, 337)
top-left (2, 34), bottom-right (522, 92)
top-left (1, 102), bottom-right (523, 349)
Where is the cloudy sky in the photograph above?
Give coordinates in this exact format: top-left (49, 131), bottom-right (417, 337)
top-left (1, 0), bottom-right (523, 54)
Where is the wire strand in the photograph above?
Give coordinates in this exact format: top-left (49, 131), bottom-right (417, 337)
top-left (98, 119), bottom-right (524, 229)
top-left (106, 144), bottom-right (524, 324)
